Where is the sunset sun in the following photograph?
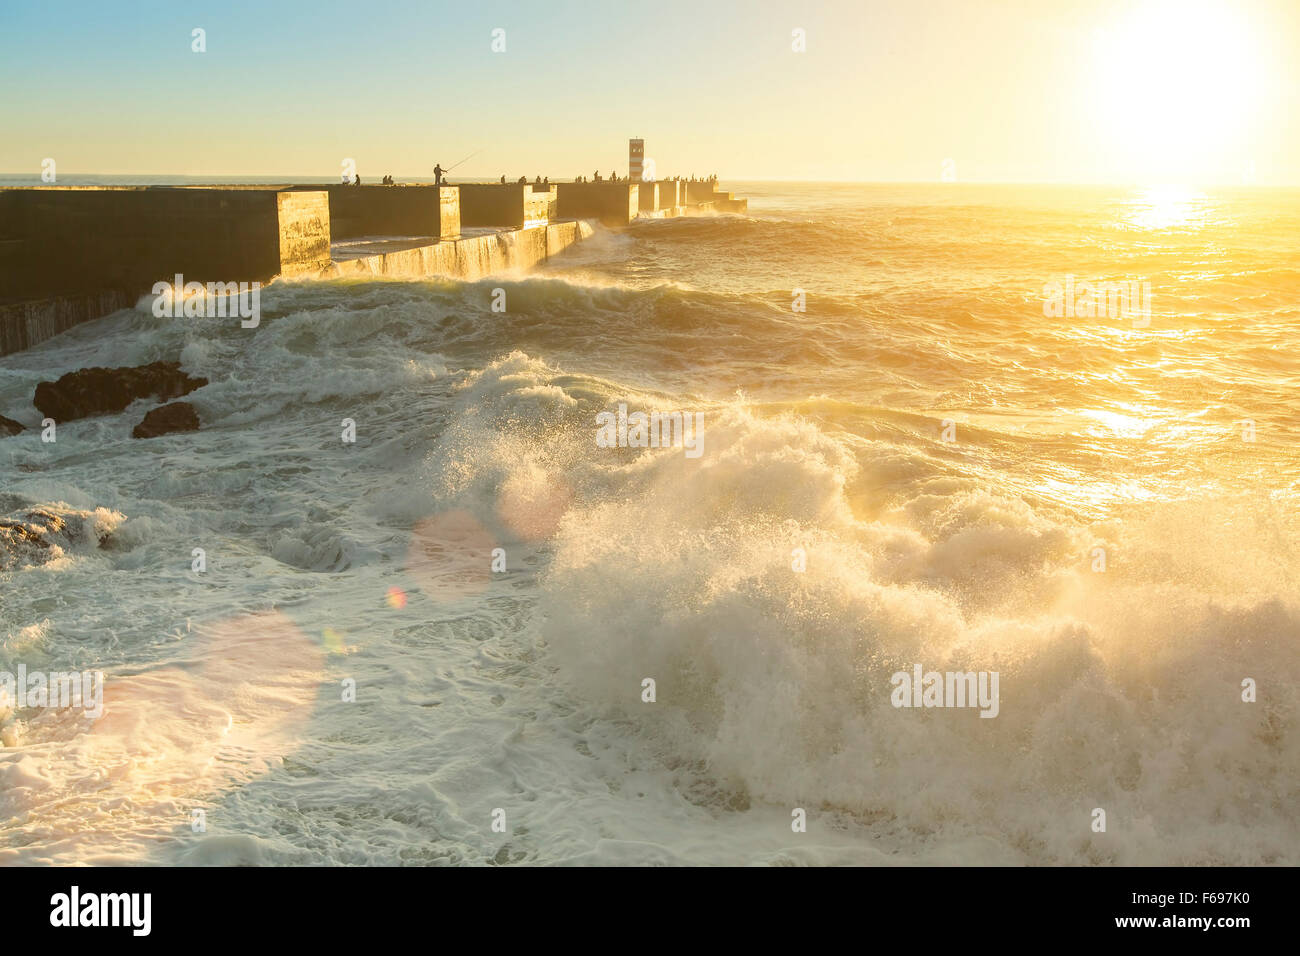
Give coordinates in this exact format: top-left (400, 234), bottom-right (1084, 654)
top-left (1089, 0), bottom-right (1270, 180)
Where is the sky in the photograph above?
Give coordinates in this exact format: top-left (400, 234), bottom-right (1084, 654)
top-left (0, 0), bottom-right (1296, 184)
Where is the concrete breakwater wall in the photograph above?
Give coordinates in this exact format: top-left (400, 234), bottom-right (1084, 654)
top-left (0, 186), bottom-right (592, 357)
top-left (288, 184), bottom-right (460, 240)
top-left (0, 187), bottom-right (331, 301)
top-left (679, 180), bottom-right (745, 211)
top-left (0, 205), bottom-right (596, 357)
top-left (709, 190), bottom-right (749, 213)
top-left (459, 184), bottom-right (557, 229)
top-left (0, 178), bottom-right (746, 357)
top-left (0, 185), bottom-right (332, 357)
top-left (0, 221), bottom-right (594, 355)
top-left (685, 181), bottom-right (717, 204)
top-left (0, 290), bottom-right (135, 357)
top-left (328, 220), bottom-right (594, 281)
top-left (556, 182), bottom-right (639, 225)
top-left (638, 182), bottom-right (659, 212)
top-left (556, 180), bottom-right (717, 221)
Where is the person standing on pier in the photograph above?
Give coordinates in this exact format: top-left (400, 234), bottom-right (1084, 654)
top-left (433, 164), bottom-right (446, 186)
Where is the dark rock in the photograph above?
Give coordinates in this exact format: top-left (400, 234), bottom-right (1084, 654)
top-left (132, 401), bottom-right (200, 439)
top-left (34, 361), bottom-right (208, 422)
top-left (0, 415), bottom-right (22, 436)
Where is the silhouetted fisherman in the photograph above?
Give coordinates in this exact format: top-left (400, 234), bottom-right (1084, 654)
top-left (354, 174), bottom-right (361, 185)
top-left (433, 164), bottom-right (446, 186)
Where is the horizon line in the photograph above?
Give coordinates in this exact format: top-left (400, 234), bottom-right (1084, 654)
top-left (1, 173), bottom-right (1297, 189)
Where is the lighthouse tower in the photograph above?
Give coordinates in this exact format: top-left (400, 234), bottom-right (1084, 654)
top-left (629, 138), bottom-right (645, 181)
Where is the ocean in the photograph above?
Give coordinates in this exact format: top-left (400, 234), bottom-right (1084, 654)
top-left (1, 181), bottom-right (1297, 865)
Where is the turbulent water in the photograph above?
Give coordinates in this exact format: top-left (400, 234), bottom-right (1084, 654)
top-left (1, 182), bottom-right (1297, 865)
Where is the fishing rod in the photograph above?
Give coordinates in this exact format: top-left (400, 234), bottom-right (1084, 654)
top-left (442, 149), bottom-right (482, 173)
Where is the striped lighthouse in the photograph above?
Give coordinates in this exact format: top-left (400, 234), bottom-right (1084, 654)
top-left (629, 138), bottom-right (644, 181)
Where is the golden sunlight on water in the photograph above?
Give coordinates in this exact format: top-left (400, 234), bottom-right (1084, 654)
top-left (1078, 407), bottom-right (1159, 439)
top-left (0, 612), bottom-right (323, 864)
top-left (1124, 185), bottom-right (1210, 231)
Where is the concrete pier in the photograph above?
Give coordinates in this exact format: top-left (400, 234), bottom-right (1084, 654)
top-left (290, 184), bottom-right (459, 240)
top-left (0, 186), bottom-right (330, 302)
top-left (0, 175), bottom-right (748, 357)
top-left (684, 181), bottom-right (717, 205)
top-left (629, 179), bottom-right (689, 219)
top-left (637, 182), bottom-right (659, 213)
top-left (657, 180), bottom-right (681, 209)
top-left (0, 290), bottom-right (136, 357)
top-left (555, 182), bottom-right (639, 226)
top-left (459, 184), bottom-right (557, 229)
top-left (0, 185), bottom-right (334, 355)
top-left (678, 181), bottom-right (746, 213)
top-left (328, 220), bottom-right (594, 282)
top-left (709, 190), bottom-right (749, 213)
top-left (0, 183), bottom-right (603, 356)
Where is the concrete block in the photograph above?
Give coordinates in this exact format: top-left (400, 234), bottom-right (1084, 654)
top-left (637, 182), bottom-right (659, 212)
top-left (555, 183), bottom-right (639, 226)
top-left (276, 190), bottom-right (332, 274)
top-left (293, 184), bottom-right (457, 240)
top-left (324, 220), bottom-right (594, 283)
top-left (0, 291), bottom-right (134, 357)
top-left (0, 186), bottom-right (330, 355)
top-left (685, 181), bottom-right (721, 204)
top-left (525, 185), bottom-right (557, 224)
top-left (711, 194), bottom-right (748, 213)
top-left (460, 184), bottom-right (556, 228)
top-left (0, 186), bottom-right (331, 301)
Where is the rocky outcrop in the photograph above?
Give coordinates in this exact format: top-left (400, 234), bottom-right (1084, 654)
top-left (0, 505), bottom-right (120, 571)
top-left (132, 401), bottom-right (200, 439)
top-left (33, 362), bottom-right (208, 422)
top-left (0, 415), bottom-right (22, 436)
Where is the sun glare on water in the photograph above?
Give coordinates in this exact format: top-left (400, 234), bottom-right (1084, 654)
top-left (1124, 184), bottom-right (1209, 230)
